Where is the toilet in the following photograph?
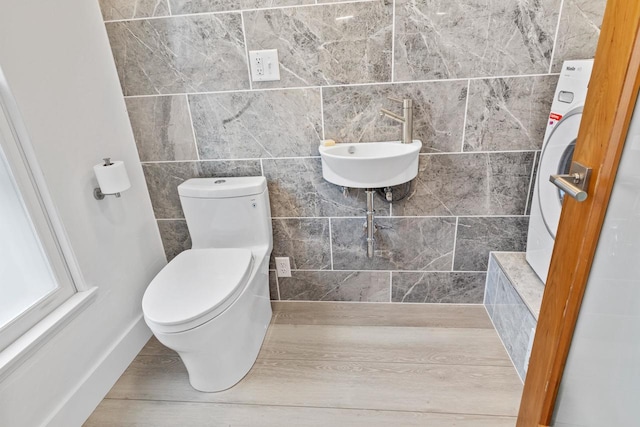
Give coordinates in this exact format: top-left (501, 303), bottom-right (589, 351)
top-left (141, 176), bottom-right (273, 392)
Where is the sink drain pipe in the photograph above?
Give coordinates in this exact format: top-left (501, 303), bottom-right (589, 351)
top-left (365, 189), bottom-right (376, 258)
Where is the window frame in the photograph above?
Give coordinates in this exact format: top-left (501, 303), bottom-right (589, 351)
top-left (0, 67), bottom-right (84, 352)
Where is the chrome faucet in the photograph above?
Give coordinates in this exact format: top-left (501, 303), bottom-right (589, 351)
top-left (379, 97), bottom-right (413, 143)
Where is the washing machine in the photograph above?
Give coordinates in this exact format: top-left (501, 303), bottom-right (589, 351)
top-left (526, 59), bottom-right (594, 283)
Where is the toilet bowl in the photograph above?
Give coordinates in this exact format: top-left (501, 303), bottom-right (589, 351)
top-left (142, 176), bottom-right (273, 392)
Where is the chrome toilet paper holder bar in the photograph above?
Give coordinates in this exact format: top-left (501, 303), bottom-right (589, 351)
top-left (549, 161), bottom-right (592, 202)
top-left (93, 188), bottom-right (121, 200)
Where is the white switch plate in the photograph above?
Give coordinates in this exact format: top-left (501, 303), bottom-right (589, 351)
top-left (249, 49), bottom-right (281, 82)
top-left (275, 257), bottom-right (291, 277)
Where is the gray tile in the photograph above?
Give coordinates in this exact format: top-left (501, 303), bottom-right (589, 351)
top-left (525, 151), bottom-right (540, 215)
top-left (157, 219), bottom-right (191, 261)
top-left (492, 272), bottom-right (537, 380)
top-left (271, 218), bottom-right (331, 270)
top-left (453, 216), bottom-right (529, 271)
top-left (551, 0), bottom-right (606, 72)
top-left (493, 271), bottom-right (525, 364)
top-left (464, 76), bottom-right (559, 152)
top-left (278, 270), bottom-right (390, 302)
top-left (142, 160), bottom-right (261, 218)
top-left (392, 272), bottom-right (486, 303)
top-left (189, 89), bottom-right (322, 159)
top-left (106, 14), bottom-right (249, 96)
top-left (125, 96), bottom-right (197, 162)
top-left (331, 217), bottom-right (456, 271)
top-left (99, 0), bottom-right (169, 20)
top-left (493, 251), bottom-right (544, 318)
top-left (322, 80), bottom-right (467, 153)
top-left (169, 0), bottom-right (313, 14)
top-left (392, 152), bottom-right (535, 216)
top-left (244, 2), bottom-right (392, 88)
top-left (394, 0), bottom-right (560, 81)
top-left (269, 270), bottom-right (279, 300)
top-left (484, 255), bottom-right (500, 317)
top-left (262, 158), bottom-right (390, 217)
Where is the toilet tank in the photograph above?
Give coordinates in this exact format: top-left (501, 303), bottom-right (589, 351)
top-left (177, 177), bottom-right (272, 250)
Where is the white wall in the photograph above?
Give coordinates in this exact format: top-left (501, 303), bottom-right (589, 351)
top-left (0, 0), bottom-right (166, 425)
top-left (552, 96), bottom-right (640, 426)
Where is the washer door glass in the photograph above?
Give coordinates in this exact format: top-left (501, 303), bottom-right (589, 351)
top-left (537, 107), bottom-right (583, 239)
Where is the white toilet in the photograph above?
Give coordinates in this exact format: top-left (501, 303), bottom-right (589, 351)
top-left (141, 176), bottom-right (273, 392)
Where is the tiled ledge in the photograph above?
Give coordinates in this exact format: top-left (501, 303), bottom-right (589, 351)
top-left (492, 252), bottom-right (544, 319)
top-left (484, 252), bottom-right (544, 381)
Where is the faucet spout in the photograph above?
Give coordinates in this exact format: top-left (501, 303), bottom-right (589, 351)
top-left (379, 97), bottom-right (413, 143)
top-left (379, 108), bottom-right (404, 123)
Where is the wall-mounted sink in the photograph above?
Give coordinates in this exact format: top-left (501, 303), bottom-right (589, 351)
top-left (318, 140), bottom-right (422, 188)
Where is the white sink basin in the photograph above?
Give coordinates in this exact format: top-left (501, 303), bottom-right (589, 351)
top-left (319, 140), bottom-right (422, 188)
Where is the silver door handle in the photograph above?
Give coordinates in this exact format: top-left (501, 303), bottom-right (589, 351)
top-left (549, 161), bottom-right (592, 202)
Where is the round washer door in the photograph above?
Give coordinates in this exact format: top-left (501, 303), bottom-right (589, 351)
top-left (537, 106), bottom-right (583, 239)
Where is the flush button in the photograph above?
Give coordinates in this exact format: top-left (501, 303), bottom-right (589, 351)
top-left (558, 91), bottom-right (574, 103)
top-left (214, 179), bottom-right (226, 184)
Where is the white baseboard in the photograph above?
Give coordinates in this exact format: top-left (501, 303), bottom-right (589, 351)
top-left (43, 315), bottom-right (152, 427)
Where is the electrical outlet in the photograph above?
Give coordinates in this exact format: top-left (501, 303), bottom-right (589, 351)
top-left (249, 49), bottom-right (280, 82)
top-left (255, 56), bottom-right (264, 76)
top-left (275, 257), bottom-right (291, 277)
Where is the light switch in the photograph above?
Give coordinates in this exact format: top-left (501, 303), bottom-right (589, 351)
top-left (249, 49), bottom-right (281, 82)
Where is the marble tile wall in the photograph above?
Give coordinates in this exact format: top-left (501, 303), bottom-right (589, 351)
top-left (100, 0), bottom-right (605, 303)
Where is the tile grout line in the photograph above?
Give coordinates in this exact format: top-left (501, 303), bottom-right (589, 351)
top-left (103, 0), bottom-right (381, 23)
top-left (460, 79), bottom-right (471, 152)
top-left (272, 299), bottom-right (487, 306)
top-left (450, 217), bottom-right (459, 271)
top-left (240, 12), bottom-right (253, 91)
top-left (388, 271), bottom-right (392, 303)
top-left (319, 87), bottom-right (326, 140)
top-left (139, 151), bottom-right (538, 163)
top-left (141, 156), bottom-right (320, 163)
top-left (422, 150), bottom-right (537, 155)
top-left (121, 73), bottom-right (562, 99)
top-left (328, 218), bottom-right (334, 270)
top-left (260, 158), bottom-right (264, 176)
top-left (523, 151), bottom-right (538, 215)
top-left (156, 215), bottom-right (530, 220)
top-left (184, 94), bottom-right (200, 160)
top-left (548, 0), bottom-right (566, 74)
top-left (270, 268), bottom-right (488, 273)
top-left (390, 0), bottom-right (396, 83)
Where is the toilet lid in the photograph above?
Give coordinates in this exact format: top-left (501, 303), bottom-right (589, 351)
top-left (142, 248), bottom-right (253, 330)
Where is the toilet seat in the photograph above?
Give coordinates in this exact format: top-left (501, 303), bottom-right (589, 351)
top-left (142, 248), bottom-right (253, 334)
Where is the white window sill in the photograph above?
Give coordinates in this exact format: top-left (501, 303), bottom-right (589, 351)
top-left (0, 287), bottom-right (98, 381)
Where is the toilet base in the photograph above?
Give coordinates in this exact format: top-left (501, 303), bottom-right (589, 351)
top-left (150, 261), bottom-right (272, 392)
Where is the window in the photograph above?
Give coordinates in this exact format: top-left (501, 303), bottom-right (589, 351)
top-left (0, 73), bottom-right (77, 352)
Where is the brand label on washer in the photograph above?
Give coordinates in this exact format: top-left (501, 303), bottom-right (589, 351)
top-left (549, 112), bottom-right (563, 126)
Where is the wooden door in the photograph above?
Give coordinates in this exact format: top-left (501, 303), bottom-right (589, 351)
top-left (517, 1), bottom-right (640, 426)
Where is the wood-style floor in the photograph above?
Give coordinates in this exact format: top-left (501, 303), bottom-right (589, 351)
top-left (84, 302), bottom-right (522, 426)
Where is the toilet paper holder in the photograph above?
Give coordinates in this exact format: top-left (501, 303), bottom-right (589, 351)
top-left (93, 157), bottom-right (131, 200)
top-left (93, 187), bottom-right (120, 200)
